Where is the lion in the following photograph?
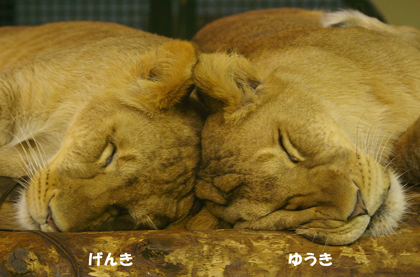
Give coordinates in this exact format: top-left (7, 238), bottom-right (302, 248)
top-left (189, 9), bottom-right (420, 245)
top-left (0, 21), bottom-right (203, 232)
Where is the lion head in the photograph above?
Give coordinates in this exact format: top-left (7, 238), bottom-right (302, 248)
top-left (0, 23), bottom-right (203, 232)
top-left (191, 22), bottom-right (420, 245)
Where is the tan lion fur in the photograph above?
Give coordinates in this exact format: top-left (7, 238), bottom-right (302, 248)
top-left (194, 8), bottom-right (323, 53)
top-left (0, 22), bottom-right (203, 232)
top-left (190, 9), bottom-right (420, 245)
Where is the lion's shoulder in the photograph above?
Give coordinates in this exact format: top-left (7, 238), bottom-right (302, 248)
top-left (0, 21), bottom-right (156, 68)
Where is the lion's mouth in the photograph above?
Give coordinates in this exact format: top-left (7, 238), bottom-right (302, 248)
top-left (46, 206), bottom-right (61, 232)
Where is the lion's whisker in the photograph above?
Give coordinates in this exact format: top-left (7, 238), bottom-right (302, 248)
top-left (394, 169), bottom-right (412, 180)
top-left (378, 131), bottom-right (396, 165)
top-left (15, 157), bottom-right (33, 180)
top-left (372, 123), bottom-right (386, 162)
top-left (30, 137), bottom-right (48, 170)
top-left (375, 129), bottom-right (388, 163)
top-left (15, 177), bottom-right (29, 190)
top-left (20, 112), bottom-right (46, 172)
top-left (6, 130), bottom-right (35, 177)
top-left (364, 120), bottom-right (377, 157)
top-left (146, 216), bottom-right (158, 230)
top-left (5, 109), bottom-right (46, 177)
top-left (354, 110), bottom-right (369, 155)
top-left (383, 153), bottom-right (404, 171)
top-left (21, 110), bottom-right (49, 170)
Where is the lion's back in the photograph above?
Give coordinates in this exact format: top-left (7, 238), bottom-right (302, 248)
top-left (193, 8), bottom-right (322, 53)
top-left (0, 21), bottom-right (151, 68)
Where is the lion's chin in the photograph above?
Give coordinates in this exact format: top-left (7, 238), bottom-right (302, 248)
top-left (15, 190), bottom-right (41, 231)
top-left (364, 170), bottom-right (407, 237)
top-left (296, 215), bottom-right (370, 246)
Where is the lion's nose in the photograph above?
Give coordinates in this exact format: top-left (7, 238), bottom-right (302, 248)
top-left (348, 190), bottom-right (368, 219)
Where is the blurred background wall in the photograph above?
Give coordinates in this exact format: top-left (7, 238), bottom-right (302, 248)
top-left (372, 0), bottom-right (420, 29)
top-left (0, 0), bottom-right (418, 39)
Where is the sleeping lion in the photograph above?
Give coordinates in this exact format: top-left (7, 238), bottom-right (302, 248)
top-left (0, 22), bottom-right (203, 232)
top-left (190, 10), bottom-right (420, 245)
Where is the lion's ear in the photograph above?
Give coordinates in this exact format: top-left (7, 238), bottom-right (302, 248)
top-left (127, 40), bottom-right (198, 112)
top-left (193, 52), bottom-right (262, 115)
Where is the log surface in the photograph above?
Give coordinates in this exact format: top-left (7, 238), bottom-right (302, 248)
top-left (1, 185), bottom-right (419, 276)
top-left (0, 228), bottom-right (419, 276)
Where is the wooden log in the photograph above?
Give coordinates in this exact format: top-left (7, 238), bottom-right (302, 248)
top-left (0, 228), bottom-right (419, 276)
top-left (1, 183), bottom-right (419, 276)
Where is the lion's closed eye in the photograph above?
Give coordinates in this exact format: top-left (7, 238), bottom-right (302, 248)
top-left (99, 142), bottom-right (116, 167)
top-left (278, 130), bottom-right (300, 163)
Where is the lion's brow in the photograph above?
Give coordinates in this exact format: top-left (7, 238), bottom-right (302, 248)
top-left (119, 155), bottom-right (137, 162)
